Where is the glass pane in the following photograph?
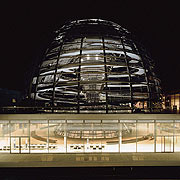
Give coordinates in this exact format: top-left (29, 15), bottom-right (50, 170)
top-left (83, 124), bottom-right (103, 153)
top-left (102, 124), bottom-right (119, 152)
top-left (121, 122), bottom-right (136, 152)
top-left (137, 123), bottom-right (154, 152)
top-left (175, 123), bottom-right (180, 135)
top-left (0, 123), bottom-right (10, 136)
top-left (165, 136), bottom-right (173, 152)
top-left (156, 136), bottom-right (163, 152)
top-left (30, 123), bottom-right (48, 153)
top-left (174, 136), bottom-right (180, 152)
top-left (49, 123), bottom-right (65, 153)
top-left (30, 137), bottom-right (48, 153)
top-left (67, 123), bottom-right (85, 153)
top-left (0, 137), bottom-right (10, 153)
top-left (11, 137), bottom-right (20, 153)
top-left (88, 138), bottom-right (103, 153)
top-left (67, 136), bottom-right (85, 153)
top-left (156, 136), bottom-right (173, 152)
top-left (156, 123), bottom-right (174, 136)
top-left (10, 123), bottom-right (29, 136)
top-left (21, 137), bottom-right (29, 153)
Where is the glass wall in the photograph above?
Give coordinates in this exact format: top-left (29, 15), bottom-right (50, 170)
top-left (121, 120), bottom-right (136, 152)
top-left (164, 93), bottom-right (180, 113)
top-left (30, 120), bottom-right (48, 153)
top-left (49, 120), bottom-right (66, 153)
top-left (10, 120), bottom-right (29, 153)
top-left (174, 121), bottom-right (180, 152)
top-left (156, 120), bottom-right (174, 152)
top-left (137, 121), bottom-right (154, 152)
top-left (170, 94), bottom-right (180, 112)
top-left (0, 121), bottom-right (10, 153)
top-left (0, 119), bottom-right (180, 153)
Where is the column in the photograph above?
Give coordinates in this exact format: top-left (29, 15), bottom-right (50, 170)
top-left (64, 122), bottom-right (67, 153)
top-left (64, 131), bottom-right (67, 153)
top-left (154, 120), bottom-right (156, 152)
top-left (119, 122), bottom-right (122, 152)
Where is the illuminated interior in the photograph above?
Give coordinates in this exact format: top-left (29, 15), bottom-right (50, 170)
top-left (0, 119), bottom-right (180, 153)
top-left (164, 93), bottom-right (180, 113)
top-left (1, 19), bottom-right (165, 155)
top-left (30, 19), bottom-right (162, 113)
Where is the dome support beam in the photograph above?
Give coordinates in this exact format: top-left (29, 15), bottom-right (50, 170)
top-left (52, 42), bottom-right (63, 112)
top-left (77, 37), bottom-right (84, 114)
top-left (121, 37), bottom-right (133, 113)
top-left (102, 37), bottom-right (108, 114)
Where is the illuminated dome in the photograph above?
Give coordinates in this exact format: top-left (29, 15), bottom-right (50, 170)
top-left (30, 19), bottom-right (162, 113)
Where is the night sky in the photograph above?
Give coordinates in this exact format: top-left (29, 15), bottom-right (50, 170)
top-left (1, 1), bottom-right (180, 94)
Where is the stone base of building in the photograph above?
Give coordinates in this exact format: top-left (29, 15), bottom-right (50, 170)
top-left (0, 153), bottom-right (180, 167)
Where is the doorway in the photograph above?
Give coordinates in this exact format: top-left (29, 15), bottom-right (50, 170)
top-left (10, 137), bottom-right (30, 153)
top-left (160, 136), bottom-right (173, 152)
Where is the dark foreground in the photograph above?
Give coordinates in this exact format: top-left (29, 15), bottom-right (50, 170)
top-left (0, 167), bottom-right (180, 179)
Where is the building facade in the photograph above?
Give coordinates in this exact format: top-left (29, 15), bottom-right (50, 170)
top-left (0, 114), bottom-right (180, 167)
top-left (0, 114), bottom-right (180, 154)
top-left (0, 19), bottom-right (179, 167)
top-left (163, 92), bottom-right (180, 113)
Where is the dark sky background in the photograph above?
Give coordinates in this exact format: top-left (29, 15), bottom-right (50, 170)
top-left (1, 0), bottom-right (180, 94)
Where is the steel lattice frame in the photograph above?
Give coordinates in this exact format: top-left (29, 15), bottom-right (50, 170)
top-left (30, 19), bottom-right (162, 113)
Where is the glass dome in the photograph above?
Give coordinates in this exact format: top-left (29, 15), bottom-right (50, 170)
top-left (30, 19), bottom-right (162, 113)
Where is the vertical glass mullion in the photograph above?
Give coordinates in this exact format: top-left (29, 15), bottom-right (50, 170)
top-left (33, 64), bottom-right (42, 105)
top-left (121, 37), bottom-right (133, 112)
top-left (64, 120), bottom-right (67, 153)
top-left (135, 42), bottom-right (152, 112)
top-left (173, 120), bottom-right (175, 152)
top-left (119, 121), bottom-right (121, 153)
top-left (77, 37), bottom-right (84, 113)
top-left (179, 94), bottom-right (180, 114)
top-left (33, 47), bottom-right (49, 105)
top-left (52, 43), bottom-right (63, 112)
top-left (154, 120), bottom-right (156, 152)
top-left (10, 122), bottom-right (11, 154)
top-left (48, 120), bottom-right (49, 153)
top-left (29, 120), bottom-right (30, 154)
top-left (136, 120), bottom-right (137, 152)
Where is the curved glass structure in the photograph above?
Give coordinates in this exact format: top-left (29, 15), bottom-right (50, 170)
top-left (30, 19), bottom-right (162, 113)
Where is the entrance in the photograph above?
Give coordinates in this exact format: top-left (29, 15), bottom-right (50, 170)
top-left (10, 137), bottom-right (29, 153)
top-left (160, 136), bottom-right (173, 152)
